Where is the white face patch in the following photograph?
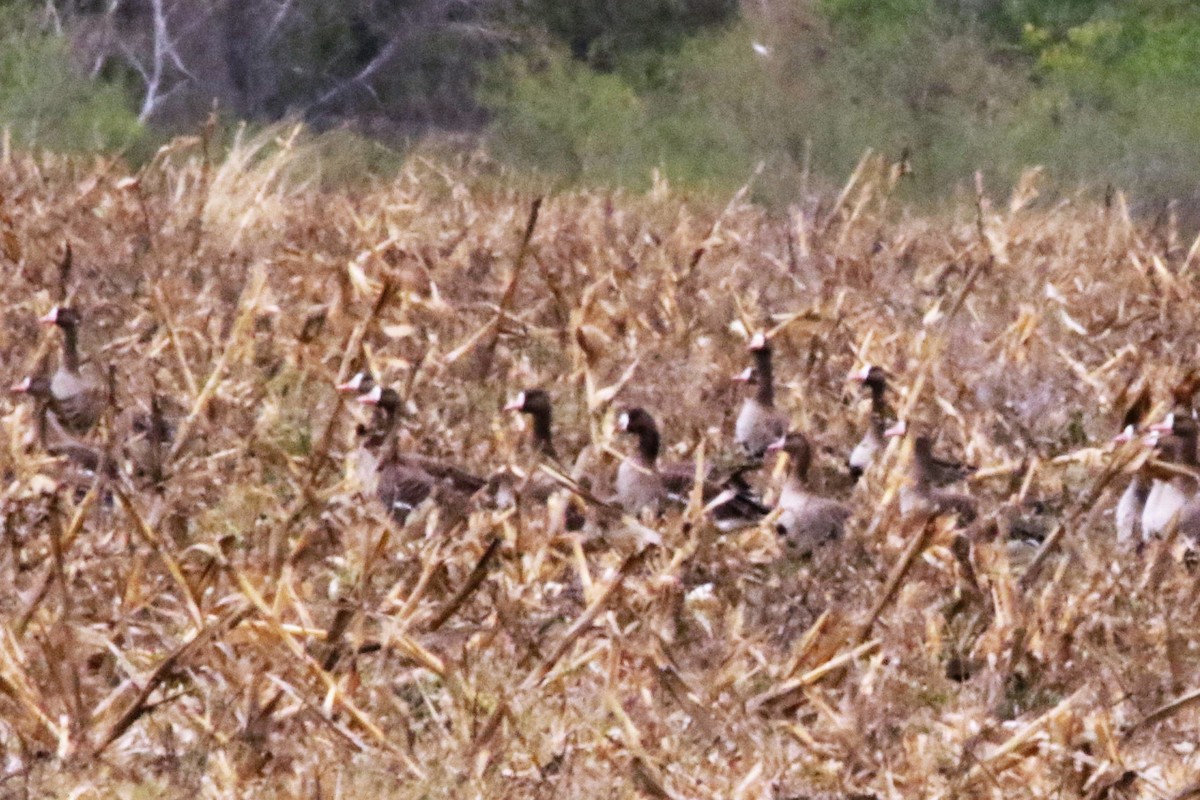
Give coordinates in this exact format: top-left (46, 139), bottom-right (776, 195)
top-left (734, 367), bottom-right (754, 382)
top-left (515, 391), bottom-right (525, 408)
top-left (617, 412), bottom-right (630, 431)
top-left (359, 385), bottom-right (383, 405)
top-left (749, 331), bottom-right (767, 350)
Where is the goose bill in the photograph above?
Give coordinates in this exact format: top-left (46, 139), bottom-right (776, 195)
top-left (848, 364), bottom-right (872, 382)
top-left (335, 372), bottom-right (367, 394)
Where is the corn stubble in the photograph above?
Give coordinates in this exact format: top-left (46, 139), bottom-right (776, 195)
top-left (0, 133), bottom-right (1198, 798)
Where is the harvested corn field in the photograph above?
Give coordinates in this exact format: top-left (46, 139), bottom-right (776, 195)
top-left (0, 131), bottom-right (1198, 798)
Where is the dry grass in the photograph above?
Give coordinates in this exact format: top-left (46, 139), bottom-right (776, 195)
top-left (1, 134), bottom-right (1199, 799)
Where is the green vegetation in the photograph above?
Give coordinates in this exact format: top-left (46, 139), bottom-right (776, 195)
top-left (0, 8), bottom-right (143, 153)
top-left (484, 1), bottom-right (1200, 209)
top-left (1, 1), bottom-right (1199, 211)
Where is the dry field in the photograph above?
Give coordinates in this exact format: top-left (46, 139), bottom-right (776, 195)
top-left (1, 128), bottom-right (1199, 799)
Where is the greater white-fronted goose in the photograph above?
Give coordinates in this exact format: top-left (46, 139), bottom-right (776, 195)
top-left (1141, 412), bottom-right (1198, 539)
top-left (337, 372), bottom-right (398, 493)
top-left (358, 385), bottom-right (487, 524)
top-left (337, 370), bottom-right (393, 439)
top-left (1133, 411), bottom-right (1200, 562)
top-left (503, 388), bottom-right (586, 531)
top-left (1113, 386), bottom-right (1153, 543)
top-left (11, 374), bottom-right (118, 479)
top-left (767, 432), bottom-right (851, 556)
top-left (1113, 425), bottom-right (1152, 543)
top-left (615, 406), bottom-right (767, 528)
top-left (734, 332), bottom-right (787, 459)
top-left (614, 407), bottom-right (667, 515)
top-left (847, 364), bottom-right (891, 480)
top-left (504, 389), bottom-right (558, 460)
top-left (38, 306), bottom-right (102, 434)
top-left (884, 420), bottom-right (978, 523)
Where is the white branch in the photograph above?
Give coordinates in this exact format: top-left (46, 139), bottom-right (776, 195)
top-left (308, 36), bottom-right (404, 112)
top-left (138, 0), bottom-right (200, 123)
top-left (264, 0), bottom-right (296, 42)
top-left (138, 0), bottom-right (168, 121)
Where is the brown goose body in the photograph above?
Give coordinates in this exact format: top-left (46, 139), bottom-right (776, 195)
top-left (357, 385), bottom-right (486, 523)
top-left (376, 452), bottom-right (486, 523)
top-left (734, 333), bottom-right (787, 459)
top-left (39, 307), bottom-right (102, 434)
top-left (616, 407), bottom-right (767, 528)
top-left (769, 432), bottom-right (851, 555)
top-left (885, 422), bottom-right (978, 524)
top-left (11, 374), bottom-right (118, 479)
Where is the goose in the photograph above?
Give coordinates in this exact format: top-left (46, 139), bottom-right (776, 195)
top-left (38, 306), bottom-right (103, 434)
top-left (767, 432), bottom-right (851, 556)
top-left (11, 374), bottom-right (118, 479)
top-left (357, 385), bottom-right (487, 524)
top-left (614, 408), bottom-right (668, 515)
top-left (847, 364), bottom-right (891, 480)
top-left (504, 389), bottom-right (558, 460)
top-left (1113, 424), bottom-right (1152, 543)
top-left (884, 420), bottom-right (978, 523)
top-left (616, 407), bottom-right (768, 528)
top-left (1141, 413), bottom-right (1198, 539)
top-left (503, 388), bottom-right (587, 530)
top-left (734, 332), bottom-right (787, 459)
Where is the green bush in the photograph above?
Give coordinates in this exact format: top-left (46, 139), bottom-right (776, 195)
top-left (518, 0), bottom-right (737, 68)
top-left (482, 14), bottom-right (1032, 204)
top-left (482, 1), bottom-right (1200, 211)
top-left (0, 9), bottom-right (143, 153)
top-left (482, 53), bottom-right (651, 186)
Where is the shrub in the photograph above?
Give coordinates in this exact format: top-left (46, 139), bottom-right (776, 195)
top-left (0, 8), bottom-right (143, 153)
top-left (482, 0), bottom-right (1200, 213)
